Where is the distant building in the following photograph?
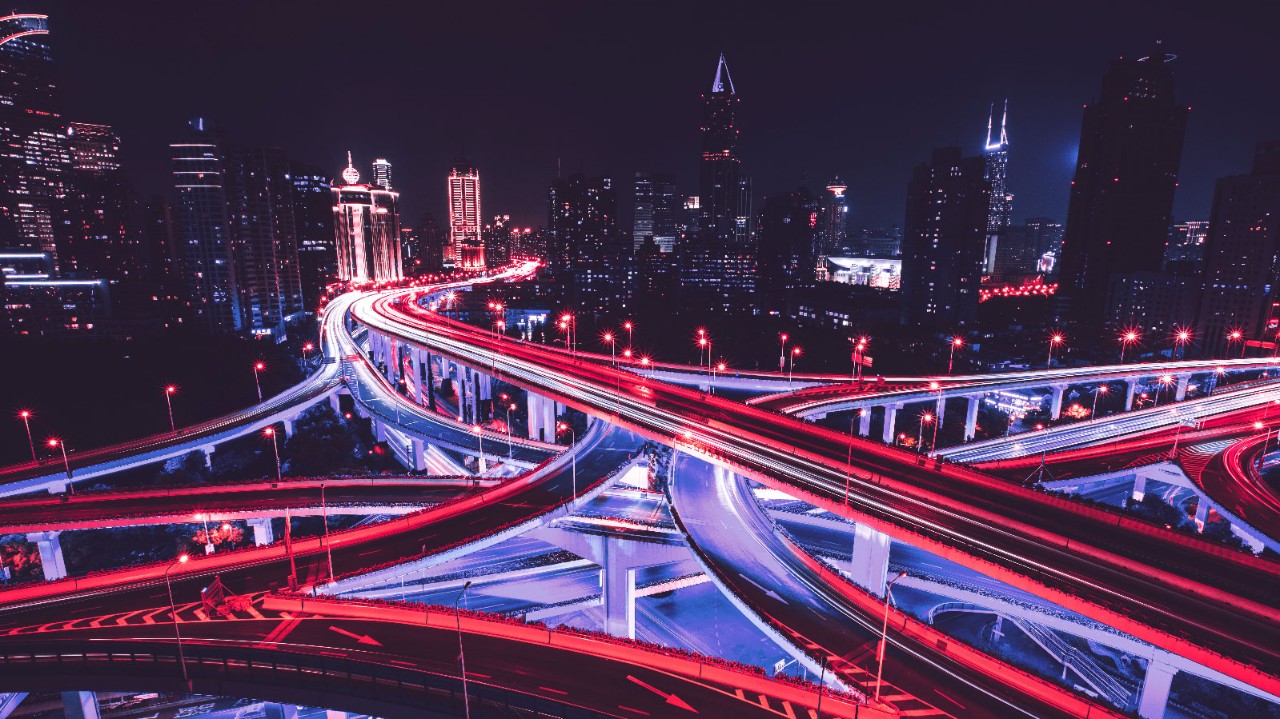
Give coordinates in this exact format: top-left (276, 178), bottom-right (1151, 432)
top-left (756, 187), bottom-right (819, 293)
top-left (548, 172), bottom-right (625, 314)
top-left (59, 121), bottom-right (138, 284)
top-left (1195, 142), bottom-right (1280, 356)
top-left (817, 177), bottom-right (849, 265)
top-left (851, 227), bottom-right (902, 257)
top-left (632, 172), bottom-right (678, 253)
top-left (332, 152), bottom-right (401, 285)
top-left (413, 213), bottom-right (445, 273)
top-left (983, 101), bottom-right (1013, 233)
top-left (170, 119), bottom-right (240, 332)
top-left (1, 251), bottom-right (109, 335)
top-left (1105, 270), bottom-right (1198, 336)
top-left (987, 218), bottom-right (1063, 283)
top-left (371, 157), bottom-right (392, 191)
top-left (901, 147), bottom-right (990, 328)
top-left (824, 257), bottom-right (901, 289)
top-left (291, 163), bottom-right (335, 309)
top-left (1164, 220), bottom-right (1207, 274)
top-left (448, 158), bottom-right (484, 269)
top-left (482, 214), bottom-right (513, 268)
top-left (1058, 51), bottom-right (1189, 326)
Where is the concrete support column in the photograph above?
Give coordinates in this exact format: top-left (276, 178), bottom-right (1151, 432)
top-left (1175, 374), bottom-right (1190, 402)
top-left (61, 693), bottom-right (99, 719)
top-left (850, 523), bottom-right (892, 597)
top-left (26, 531), bottom-right (66, 581)
top-left (328, 393), bottom-right (342, 415)
top-left (412, 349), bottom-right (427, 406)
top-left (1137, 658), bottom-right (1176, 719)
top-left (459, 368), bottom-right (472, 423)
top-left (281, 418), bottom-right (295, 438)
top-left (1131, 473), bottom-right (1147, 503)
top-left (964, 395), bottom-right (981, 441)
top-left (247, 518), bottom-right (274, 546)
top-left (934, 394), bottom-right (947, 429)
top-left (410, 437), bottom-right (427, 472)
top-left (372, 418), bottom-right (388, 444)
top-left (527, 392), bottom-right (556, 442)
top-left (200, 445), bottom-right (215, 468)
top-left (602, 540), bottom-right (638, 640)
top-left (881, 405), bottom-right (900, 445)
top-left (1049, 385), bottom-right (1066, 421)
top-left (1125, 379), bottom-right (1139, 411)
top-left (857, 409), bottom-right (872, 438)
top-left (1194, 498), bottom-right (1210, 531)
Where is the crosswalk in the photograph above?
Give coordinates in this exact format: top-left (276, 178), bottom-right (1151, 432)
top-left (3, 593), bottom-right (285, 636)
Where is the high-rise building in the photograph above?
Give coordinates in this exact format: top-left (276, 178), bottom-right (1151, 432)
top-left (901, 147), bottom-right (990, 327)
top-left (333, 152), bottom-right (401, 285)
top-left (170, 118), bottom-right (239, 332)
top-left (984, 101), bottom-right (1012, 233)
top-left (371, 157), bottom-right (392, 190)
top-left (1194, 142), bottom-right (1280, 356)
top-left (291, 163), bottom-right (334, 309)
top-left (483, 213), bottom-right (513, 267)
top-left (448, 158), bottom-right (484, 269)
top-left (757, 187), bottom-right (820, 293)
top-left (548, 172), bottom-right (624, 314)
top-left (632, 172), bottom-right (678, 253)
top-left (413, 213), bottom-right (445, 272)
top-left (818, 177), bottom-right (849, 263)
top-left (59, 121), bottom-right (138, 283)
top-left (1057, 52), bottom-right (1189, 326)
top-left (987, 217), bottom-right (1063, 283)
top-left (1164, 220), bottom-right (1208, 274)
top-left (0, 13), bottom-right (68, 265)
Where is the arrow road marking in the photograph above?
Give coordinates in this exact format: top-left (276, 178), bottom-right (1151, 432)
top-left (328, 625), bottom-right (383, 646)
top-left (740, 574), bottom-right (789, 604)
top-left (626, 675), bottom-right (697, 713)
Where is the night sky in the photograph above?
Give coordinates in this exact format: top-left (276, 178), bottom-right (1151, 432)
top-left (51, 1), bottom-right (1280, 232)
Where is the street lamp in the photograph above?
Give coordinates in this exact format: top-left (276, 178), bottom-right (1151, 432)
top-left (948, 336), bottom-right (964, 374)
top-left (557, 421), bottom-right (577, 505)
top-left (917, 412), bottom-right (933, 453)
top-left (1091, 384), bottom-right (1109, 418)
top-left (852, 336), bottom-right (870, 382)
top-left (874, 571), bottom-right (909, 704)
top-left (779, 333), bottom-right (789, 373)
top-left (263, 427), bottom-right (296, 589)
top-left (789, 346), bottom-right (802, 385)
top-left (47, 438), bottom-right (71, 483)
top-left (195, 512), bottom-right (213, 555)
top-left (1119, 329), bottom-right (1140, 363)
top-left (711, 361), bottom-right (726, 395)
top-left (302, 342), bottom-right (314, 365)
top-left (321, 482), bottom-right (334, 582)
top-left (165, 553), bottom-right (191, 686)
top-left (623, 320), bottom-right (633, 351)
top-left (471, 424), bottom-right (487, 473)
top-left (602, 331), bottom-right (616, 365)
top-left (17, 410), bottom-right (35, 462)
top-left (1173, 327), bottom-right (1192, 360)
top-left (164, 385), bottom-right (178, 433)
top-left (1047, 333), bottom-right (1065, 369)
top-left (1154, 374), bottom-right (1176, 407)
top-left (252, 362), bottom-right (266, 402)
top-left (1227, 329), bottom-right (1245, 359)
top-left (504, 403), bottom-right (517, 459)
top-left (455, 580), bottom-right (474, 719)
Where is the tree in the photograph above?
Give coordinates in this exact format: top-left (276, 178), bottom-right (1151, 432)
top-left (284, 405), bottom-right (358, 475)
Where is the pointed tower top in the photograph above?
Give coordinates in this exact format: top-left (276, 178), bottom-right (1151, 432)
top-left (711, 53), bottom-right (735, 94)
top-left (985, 103), bottom-right (994, 149)
top-left (341, 150), bottom-right (360, 184)
top-left (984, 100), bottom-right (1008, 151)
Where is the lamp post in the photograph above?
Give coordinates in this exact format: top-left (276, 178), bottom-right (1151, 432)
top-left (874, 571), bottom-right (909, 704)
top-left (948, 336), bottom-right (964, 374)
top-left (779, 333), bottom-right (789, 373)
top-left (603, 332), bottom-right (616, 366)
top-left (711, 362), bottom-right (726, 395)
top-left (263, 427), bottom-right (296, 589)
top-left (504, 402), bottom-right (517, 459)
top-left (455, 580), bottom-right (474, 719)
top-left (302, 342), bottom-right (314, 365)
top-left (623, 321), bottom-right (633, 352)
top-left (253, 362), bottom-right (266, 402)
top-left (1119, 329), bottom-right (1140, 363)
top-left (472, 424), bottom-right (487, 474)
top-left (164, 385), bottom-right (178, 433)
top-left (1173, 327), bottom-right (1192, 360)
top-left (1155, 375), bottom-right (1174, 407)
top-left (917, 412), bottom-right (933, 453)
top-left (853, 336), bottom-right (869, 382)
top-left (195, 513), bottom-right (213, 555)
top-left (1091, 384), bottom-right (1109, 418)
top-left (165, 553), bottom-right (191, 685)
top-left (321, 482), bottom-right (334, 582)
top-left (17, 410), bottom-right (35, 462)
top-left (47, 438), bottom-right (71, 483)
top-left (1047, 333), bottom-right (1065, 369)
top-left (557, 422), bottom-right (577, 505)
top-left (789, 346), bottom-right (802, 386)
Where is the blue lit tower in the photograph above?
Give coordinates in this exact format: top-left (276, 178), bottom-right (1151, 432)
top-left (984, 100), bottom-right (1012, 233)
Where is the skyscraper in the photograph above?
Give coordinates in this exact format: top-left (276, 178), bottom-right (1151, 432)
top-left (984, 101), bottom-right (1012, 233)
top-left (758, 187), bottom-right (820, 293)
top-left (483, 214), bottom-right (513, 268)
top-left (291, 162), bottom-right (335, 309)
top-left (333, 152), bottom-right (401, 285)
top-left (448, 158), bottom-right (485, 269)
top-left (818, 177), bottom-right (849, 261)
top-left (633, 172), bottom-right (678, 253)
top-left (170, 118), bottom-right (239, 332)
top-left (0, 12), bottom-right (67, 265)
top-left (414, 213), bottom-right (445, 272)
top-left (1057, 52), bottom-right (1189, 326)
top-left (901, 147), bottom-right (990, 327)
top-left (371, 158), bottom-right (392, 191)
top-left (1195, 142), bottom-right (1280, 356)
top-left (59, 121), bottom-right (137, 283)
top-left (224, 146), bottom-right (304, 334)
top-left (548, 172), bottom-right (624, 314)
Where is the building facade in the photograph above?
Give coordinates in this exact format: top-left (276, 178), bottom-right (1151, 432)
top-left (448, 158), bottom-right (484, 269)
top-left (291, 163), bottom-right (334, 309)
top-left (333, 153), bottom-right (401, 285)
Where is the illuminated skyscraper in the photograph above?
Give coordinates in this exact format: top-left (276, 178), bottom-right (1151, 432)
top-left (333, 152), bottom-right (401, 284)
top-left (549, 172), bottom-right (624, 313)
top-left (170, 118), bottom-right (239, 331)
top-left (818, 176), bottom-right (849, 260)
top-left (983, 101), bottom-right (1012, 233)
top-left (448, 157), bottom-right (485, 269)
top-left (371, 157), bottom-right (392, 190)
top-left (633, 172), bottom-right (678, 253)
top-left (60, 122), bottom-right (137, 283)
top-left (291, 162), bottom-right (334, 308)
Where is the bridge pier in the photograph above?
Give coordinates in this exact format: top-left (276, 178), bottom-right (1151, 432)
top-left (1049, 385), bottom-right (1066, 421)
top-left (410, 437), bottom-right (428, 472)
top-left (328, 392), bottom-right (342, 415)
top-left (1125, 379), bottom-right (1139, 411)
top-left (857, 408), bottom-right (872, 437)
top-left (934, 394), bottom-right (947, 429)
top-left (475, 372), bottom-right (493, 420)
top-left (881, 404), bottom-right (901, 445)
top-left (61, 692), bottom-right (99, 719)
top-left (963, 395), bottom-right (981, 441)
top-left (282, 418), bottom-right (295, 438)
top-left (527, 392), bottom-right (556, 442)
top-left (1131, 473), bottom-right (1147, 502)
top-left (1175, 374), bottom-right (1190, 402)
top-left (850, 524), bottom-right (892, 597)
top-left (1194, 498), bottom-right (1209, 530)
top-left (247, 518), bottom-right (275, 546)
top-left (200, 445), bottom-right (216, 468)
top-left (1137, 658), bottom-right (1176, 719)
top-left (26, 531), bottom-right (66, 581)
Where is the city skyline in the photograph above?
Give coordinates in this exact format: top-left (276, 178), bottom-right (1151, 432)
top-left (50, 1), bottom-right (1280, 230)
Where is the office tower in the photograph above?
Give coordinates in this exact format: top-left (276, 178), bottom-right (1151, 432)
top-left (1165, 220), bottom-right (1208, 273)
top-left (987, 217), bottom-right (1064, 283)
top-left (224, 146), bottom-right (303, 334)
top-left (0, 12), bottom-right (69, 266)
top-left (633, 235), bottom-right (679, 304)
top-left (483, 213), bottom-right (512, 267)
top-left (371, 157), bottom-right (392, 190)
top-left (399, 226), bottom-right (419, 273)
top-left (757, 187), bottom-right (820, 293)
top-left (633, 172), bottom-right (678, 253)
top-left (818, 177), bottom-right (849, 262)
top-left (140, 196), bottom-right (186, 327)
top-left (1057, 52), bottom-right (1189, 325)
top-left (548, 172), bottom-right (624, 314)
top-left (682, 54), bottom-right (757, 310)
top-left (59, 122), bottom-right (137, 283)
top-left (448, 157), bottom-right (484, 269)
top-left (171, 118), bottom-right (239, 331)
top-left (414, 213), bottom-right (445, 272)
top-left (901, 147), bottom-right (990, 327)
top-left (984, 101), bottom-right (1012, 233)
top-left (291, 163), bottom-right (334, 309)
top-left (1195, 142), bottom-right (1280, 356)
top-left (333, 152), bottom-right (401, 284)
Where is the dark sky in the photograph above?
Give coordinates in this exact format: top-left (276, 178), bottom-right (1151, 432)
top-left (50, 1), bottom-right (1280, 231)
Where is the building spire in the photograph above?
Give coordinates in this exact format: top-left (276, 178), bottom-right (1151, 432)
top-left (341, 150), bottom-right (360, 184)
top-left (985, 100), bottom-right (1008, 151)
top-left (711, 53), bottom-right (735, 94)
top-left (985, 103), bottom-right (994, 149)
top-left (999, 98), bottom-right (1009, 147)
